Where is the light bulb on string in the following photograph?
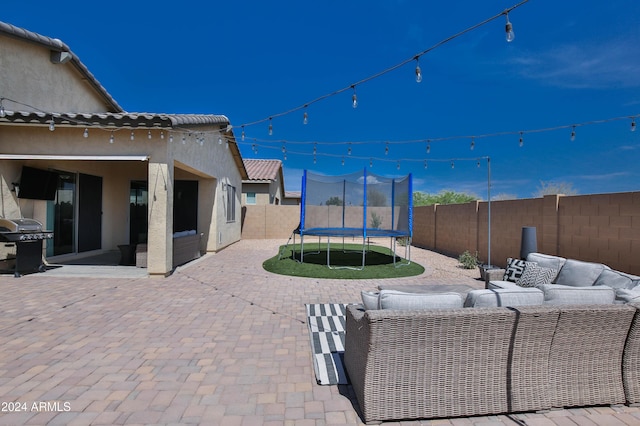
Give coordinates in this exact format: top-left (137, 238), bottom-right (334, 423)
top-left (313, 143), bottom-right (317, 155)
top-left (470, 137), bottom-right (475, 150)
top-left (182, 135), bottom-right (186, 144)
top-left (281, 142), bottom-right (286, 154)
top-left (451, 161), bottom-right (455, 169)
top-left (342, 157), bottom-right (345, 166)
top-left (218, 135), bottom-right (223, 145)
top-left (505, 13), bottom-right (515, 42)
top-left (49, 117), bottom-right (55, 131)
top-left (396, 161), bottom-right (400, 170)
top-left (351, 86), bottom-right (358, 109)
top-left (268, 118), bottom-right (273, 136)
top-left (424, 160), bottom-right (428, 169)
top-left (519, 132), bottom-right (524, 147)
top-left (83, 128), bottom-right (89, 138)
top-left (283, 152), bottom-right (287, 161)
top-left (241, 126), bottom-right (245, 141)
top-left (570, 125), bottom-right (576, 141)
top-left (160, 131), bottom-right (165, 140)
top-left (348, 143), bottom-right (352, 156)
top-left (313, 155), bottom-right (317, 164)
top-left (426, 141), bottom-right (431, 154)
top-left (369, 158), bottom-right (373, 168)
top-left (631, 118), bottom-right (637, 132)
top-left (148, 130), bottom-right (152, 140)
top-left (385, 142), bottom-right (389, 155)
top-left (477, 160), bottom-right (481, 168)
top-left (414, 57), bottom-right (422, 83)
top-left (303, 108), bottom-right (308, 125)
top-left (252, 143), bottom-right (257, 154)
top-left (169, 133), bottom-right (174, 143)
top-left (225, 140), bottom-right (229, 149)
top-left (109, 131), bottom-right (115, 144)
top-left (130, 131), bottom-right (135, 141)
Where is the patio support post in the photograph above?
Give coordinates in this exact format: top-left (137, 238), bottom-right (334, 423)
top-left (147, 161), bottom-right (174, 276)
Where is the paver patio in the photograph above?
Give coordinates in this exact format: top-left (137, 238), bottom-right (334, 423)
top-left (0, 239), bottom-right (638, 425)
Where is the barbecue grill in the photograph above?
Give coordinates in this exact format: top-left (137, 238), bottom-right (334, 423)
top-left (0, 218), bottom-right (53, 277)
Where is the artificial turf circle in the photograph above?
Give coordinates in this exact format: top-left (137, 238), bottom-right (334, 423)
top-left (262, 242), bottom-right (425, 279)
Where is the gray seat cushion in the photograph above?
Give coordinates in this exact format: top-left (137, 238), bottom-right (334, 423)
top-left (615, 287), bottom-right (640, 303)
top-left (378, 290), bottom-right (463, 310)
top-left (554, 259), bottom-right (609, 287)
top-left (464, 287), bottom-right (544, 308)
top-left (594, 269), bottom-right (640, 289)
top-left (538, 284), bottom-right (615, 305)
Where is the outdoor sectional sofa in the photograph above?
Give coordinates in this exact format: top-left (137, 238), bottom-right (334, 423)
top-left (345, 299), bottom-right (640, 424)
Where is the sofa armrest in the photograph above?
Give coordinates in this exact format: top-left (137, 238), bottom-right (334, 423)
top-left (488, 280), bottom-right (521, 290)
top-left (484, 268), bottom-right (506, 287)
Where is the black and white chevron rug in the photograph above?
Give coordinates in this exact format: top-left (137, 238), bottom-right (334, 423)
top-left (305, 303), bottom-right (350, 385)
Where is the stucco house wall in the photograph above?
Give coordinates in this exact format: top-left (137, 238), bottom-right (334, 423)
top-left (0, 21), bottom-right (246, 276)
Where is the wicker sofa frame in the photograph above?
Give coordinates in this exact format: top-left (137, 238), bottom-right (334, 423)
top-left (344, 303), bottom-right (640, 424)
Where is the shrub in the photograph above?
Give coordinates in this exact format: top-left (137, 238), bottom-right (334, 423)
top-left (458, 250), bottom-right (479, 269)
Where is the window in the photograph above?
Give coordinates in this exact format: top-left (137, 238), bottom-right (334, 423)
top-left (246, 192), bottom-right (256, 205)
top-left (226, 184), bottom-right (236, 222)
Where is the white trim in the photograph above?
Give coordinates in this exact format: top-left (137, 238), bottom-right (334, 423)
top-left (0, 154), bottom-right (149, 161)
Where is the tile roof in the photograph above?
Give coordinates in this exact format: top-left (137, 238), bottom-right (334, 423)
top-left (243, 159), bottom-right (282, 181)
top-left (0, 111), bottom-right (229, 128)
top-left (0, 21), bottom-right (122, 113)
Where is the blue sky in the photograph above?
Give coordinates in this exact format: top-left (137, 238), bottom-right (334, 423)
top-left (3, 0), bottom-right (640, 199)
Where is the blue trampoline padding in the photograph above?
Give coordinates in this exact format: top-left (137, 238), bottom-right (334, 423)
top-left (299, 227), bottom-right (410, 238)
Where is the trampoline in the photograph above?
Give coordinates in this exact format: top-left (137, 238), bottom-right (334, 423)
top-left (282, 168), bottom-right (413, 270)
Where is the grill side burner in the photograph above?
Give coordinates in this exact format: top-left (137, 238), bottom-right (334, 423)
top-left (0, 218), bottom-right (53, 277)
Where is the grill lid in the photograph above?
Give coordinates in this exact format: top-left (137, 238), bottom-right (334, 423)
top-left (0, 218), bottom-right (44, 233)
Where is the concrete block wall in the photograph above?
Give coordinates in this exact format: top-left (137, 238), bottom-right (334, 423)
top-left (241, 192), bottom-right (640, 275)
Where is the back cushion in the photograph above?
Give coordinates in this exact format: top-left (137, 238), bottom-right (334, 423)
top-left (361, 291), bottom-right (380, 310)
top-left (379, 290), bottom-right (463, 310)
top-left (464, 288), bottom-right (544, 308)
top-left (554, 259), bottom-right (608, 287)
top-left (539, 284), bottom-right (615, 305)
top-left (594, 269), bottom-right (640, 290)
top-left (527, 253), bottom-right (566, 273)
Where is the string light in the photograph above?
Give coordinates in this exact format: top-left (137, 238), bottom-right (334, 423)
top-left (313, 142), bottom-right (317, 155)
top-left (451, 161), bottom-right (455, 169)
top-left (109, 131), bottom-right (114, 144)
top-left (348, 143), bottom-right (352, 155)
top-left (169, 133), bottom-right (174, 143)
top-left (351, 85), bottom-right (358, 109)
top-left (303, 108), bottom-right (308, 125)
top-left (147, 130), bottom-right (152, 140)
top-left (49, 116), bottom-right (55, 131)
top-left (268, 118), bottom-right (273, 136)
top-left (470, 137), bottom-right (475, 150)
top-left (426, 141), bottom-right (431, 154)
top-left (342, 157), bottom-right (345, 166)
top-left (505, 12), bottom-right (515, 42)
top-left (241, 126), bottom-right (245, 141)
top-left (181, 135), bottom-right (186, 144)
top-left (385, 142), bottom-right (389, 155)
top-left (570, 125), bottom-right (576, 141)
top-left (414, 56), bottom-right (422, 83)
top-left (424, 160), bottom-right (428, 169)
top-left (370, 158), bottom-right (373, 168)
top-left (83, 128), bottom-right (89, 138)
top-left (237, 1), bottom-right (530, 131)
top-left (519, 131), bottom-right (524, 147)
top-left (218, 135), bottom-right (223, 145)
top-left (130, 131), bottom-right (135, 141)
top-left (396, 161), bottom-right (400, 170)
top-left (160, 131), bottom-right (165, 139)
top-left (313, 155), bottom-right (317, 164)
top-left (632, 118), bottom-right (637, 132)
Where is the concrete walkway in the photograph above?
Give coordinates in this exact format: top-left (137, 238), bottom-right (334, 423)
top-left (0, 239), bottom-right (638, 425)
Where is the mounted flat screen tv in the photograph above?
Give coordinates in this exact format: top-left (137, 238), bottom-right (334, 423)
top-left (17, 166), bottom-right (59, 200)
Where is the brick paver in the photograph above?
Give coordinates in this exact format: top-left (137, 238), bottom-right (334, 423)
top-left (0, 239), bottom-right (638, 425)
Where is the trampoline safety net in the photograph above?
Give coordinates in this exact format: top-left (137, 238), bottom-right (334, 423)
top-left (300, 169), bottom-right (413, 239)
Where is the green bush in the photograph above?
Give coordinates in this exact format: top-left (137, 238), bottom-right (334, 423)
top-left (458, 250), bottom-right (479, 269)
